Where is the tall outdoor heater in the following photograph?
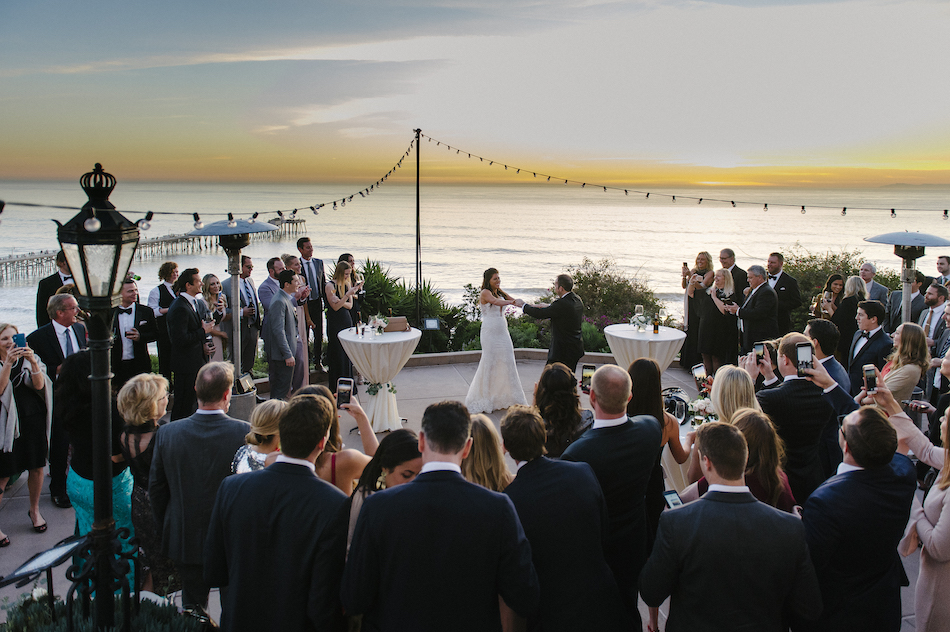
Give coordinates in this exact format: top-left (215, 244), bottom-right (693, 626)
top-left (55, 164), bottom-right (140, 628)
top-left (189, 216), bottom-right (276, 414)
top-left (865, 231), bottom-right (950, 325)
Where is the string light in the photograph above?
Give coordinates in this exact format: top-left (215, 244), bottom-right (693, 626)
top-left (945, 210), bottom-right (949, 220)
top-left (83, 209), bottom-right (101, 233)
top-left (698, 198), bottom-right (703, 205)
top-left (801, 206), bottom-right (806, 214)
top-left (764, 204), bottom-right (768, 212)
top-left (193, 213), bottom-right (203, 230)
top-left (891, 208), bottom-right (897, 218)
top-left (731, 201), bottom-right (736, 208)
top-left (249, 212), bottom-right (259, 223)
top-left (227, 213), bottom-right (237, 228)
top-left (841, 208), bottom-right (847, 216)
top-left (137, 211), bottom-right (154, 231)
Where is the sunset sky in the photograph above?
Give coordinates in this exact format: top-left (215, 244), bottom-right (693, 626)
top-left (2, 0), bottom-right (949, 187)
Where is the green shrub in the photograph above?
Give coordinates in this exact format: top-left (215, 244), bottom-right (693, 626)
top-left (451, 319), bottom-right (481, 351)
top-left (581, 321), bottom-right (610, 353)
top-left (3, 591), bottom-right (205, 632)
top-left (359, 260), bottom-right (402, 318)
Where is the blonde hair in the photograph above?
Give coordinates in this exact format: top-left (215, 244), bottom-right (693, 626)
top-left (246, 399), bottom-right (287, 445)
top-left (331, 261), bottom-right (352, 299)
top-left (0, 324), bottom-right (18, 362)
top-left (708, 268), bottom-right (735, 299)
top-left (201, 274), bottom-right (221, 308)
top-left (461, 414), bottom-right (512, 492)
top-left (710, 365), bottom-right (760, 424)
top-left (843, 275), bottom-right (866, 300)
top-left (695, 251), bottom-right (714, 274)
top-left (117, 374), bottom-right (169, 426)
top-left (939, 415), bottom-right (950, 491)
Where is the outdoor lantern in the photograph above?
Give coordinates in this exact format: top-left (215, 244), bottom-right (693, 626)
top-left (55, 163), bottom-right (140, 308)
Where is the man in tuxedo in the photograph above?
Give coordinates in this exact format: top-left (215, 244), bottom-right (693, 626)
top-left (720, 248), bottom-right (748, 294)
top-left (297, 237), bottom-right (326, 371)
top-left (205, 393), bottom-right (347, 632)
top-left (149, 362), bottom-right (249, 616)
top-left (146, 261), bottom-right (178, 382)
top-left (800, 404), bottom-right (916, 632)
top-left (885, 269), bottom-right (925, 333)
top-left (724, 265), bottom-right (778, 353)
top-left (342, 401), bottom-right (539, 631)
top-left (222, 256), bottom-right (261, 374)
top-left (745, 333), bottom-right (834, 503)
top-left (918, 282), bottom-right (948, 352)
top-left (925, 309), bottom-right (950, 405)
top-left (256, 256), bottom-right (284, 312)
top-left (166, 268), bottom-right (214, 420)
top-left (859, 262), bottom-right (890, 304)
top-left (262, 270), bottom-right (299, 401)
top-left (767, 252), bottom-right (802, 334)
top-left (501, 406), bottom-right (630, 632)
top-left (35, 250), bottom-right (72, 327)
top-left (847, 300), bottom-right (893, 396)
top-left (111, 279), bottom-right (157, 391)
top-left (640, 422), bottom-right (821, 631)
top-left (561, 365), bottom-right (662, 630)
top-left (935, 255), bottom-right (950, 287)
top-left (805, 319), bottom-right (849, 477)
top-left (517, 273), bottom-right (584, 373)
top-left (27, 293), bottom-right (87, 508)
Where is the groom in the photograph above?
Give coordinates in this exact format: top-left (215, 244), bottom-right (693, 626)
top-left (517, 274), bottom-right (585, 373)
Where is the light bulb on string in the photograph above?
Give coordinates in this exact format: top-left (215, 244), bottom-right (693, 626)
top-left (227, 213), bottom-right (237, 228)
top-left (603, 187), bottom-right (607, 192)
top-left (83, 209), bottom-right (101, 232)
top-left (250, 212), bottom-right (260, 223)
top-left (193, 213), bottom-right (204, 230)
top-left (698, 198), bottom-right (703, 205)
top-left (0, 200), bottom-right (4, 226)
top-left (841, 208), bottom-right (847, 216)
top-left (763, 204), bottom-right (768, 212)
top-left (646, 193), bottom-right (650, 198)
top-left (891, 209), bottom-right (896, 218)
top-left (137, 211), bottom-right (154, 231)
top-left (672, 196), bottom-right (676, 202)
top-left (944, 210), bottom-right (949, 220)
top-left (801, 206), bottom-right (806, 215)
top-left (731, 201), bottom-right (736, 208)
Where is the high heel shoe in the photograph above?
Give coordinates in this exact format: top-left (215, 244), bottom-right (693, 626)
top-left (28, 510), bottom-right (47, 534)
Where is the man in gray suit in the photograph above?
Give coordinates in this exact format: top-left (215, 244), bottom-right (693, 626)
top-left (263, 270), bottom-right (299, 401)
top-left (859, 262), bottom-right (890, 305)
top-left (885, 270), bottom-right (926, 333)
top-left (223, 255), bottom-right (261, 374)
top-left (640, 422), bottom-right (822, 631)
top-left (149, 361), bottom-right (250, 615)
top-left (256, 256), bottom-right (285, 312)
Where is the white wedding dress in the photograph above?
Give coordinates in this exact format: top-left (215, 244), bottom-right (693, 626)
top-left (465, 303), bottom-right (528, 414)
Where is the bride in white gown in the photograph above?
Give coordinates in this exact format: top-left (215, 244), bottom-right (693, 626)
top-left (465, 268), bottom-right (528, 414)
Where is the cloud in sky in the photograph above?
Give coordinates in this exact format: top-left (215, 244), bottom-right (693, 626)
top-left (1, 0), bottom-right (948, 184)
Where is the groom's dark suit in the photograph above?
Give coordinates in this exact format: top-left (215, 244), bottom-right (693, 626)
top-left (523, 291), bottom-right (584, 372)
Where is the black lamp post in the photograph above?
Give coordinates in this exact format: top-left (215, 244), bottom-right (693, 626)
top-left (55, 164), bottom-right (140, 629)
top-left (865, 231), bottom-right (950, 325)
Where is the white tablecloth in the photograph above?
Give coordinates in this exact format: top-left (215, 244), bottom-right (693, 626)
top-left (339, 328), bottom-right (421, 432)
top-left (604, 324), bottom-right (686, 372)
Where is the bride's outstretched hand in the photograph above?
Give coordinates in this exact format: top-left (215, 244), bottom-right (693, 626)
top-left (514, 298), bottom-right (525, 307)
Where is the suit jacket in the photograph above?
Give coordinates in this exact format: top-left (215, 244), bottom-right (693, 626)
top-left (111, 303), bottom-right (157, 377)
top-left (771, 271), bottom-right (802, 334)
top-left (730, 265), bottom-right (749, 295)
top-left (885, 290), bottom-right (925, 333)
top-left (561, 416), bottom-right (663, 606)
top-left (299, 257), bottom-right (326, 309)
top-left (817, 357), bottom-right (849, 478)
top-left (205, 462), bottom-right (348, 632)
top-left (522, 292), bottom-right (584, 370)
top-left (341, 469), bottom-right (539, 632)
top-left (847, 328), bottom-right (893, 395)
top-left (800, 454), bottom-right (916, 632)
top-left (257, 275), bottom-right (279, 312)
top-left (148, 410), bottom-right (249, 565)
top-left (737, 283), bottom-right (779, 353)
top-left (821, 356), bottom-right (850, 393)
top-left (926, 327), bottom-right (950, 400)
top-left (868, 280), bottom-right (889, 305)
top-left (35, 272), bottom-right (66, 327)
top-left (504, 457), bottom-right (629, 632)
top-left (166, 295), bottom-right (208, 375)
top-left (757, 378), bottom-right (835, 503)
top-left (263, 290), bottom-right (297, 361)
top-left (223, 276), bottom-right (262, 329)
top-left (918, 305), bottom-right (947, 351)
top-left (640, 491), bottom-right (822, 632)
top-left (26, 322), bottom-right (88, 378)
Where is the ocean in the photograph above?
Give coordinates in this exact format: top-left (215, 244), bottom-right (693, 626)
top-left (2, 179), bottom-right (949, 335)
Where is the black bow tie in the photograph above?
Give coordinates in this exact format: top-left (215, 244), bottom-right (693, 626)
top-left (768, 274), bottom-right (778, 280)
top-left (860, 331), bottom-right (870, 339)
top-left (118, 307), bottom-right (132, 315)
top-left (62, 276), bottom-right (73, 282)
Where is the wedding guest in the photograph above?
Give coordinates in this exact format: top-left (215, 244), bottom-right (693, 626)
top-left (222, 256), bottom-right (261, 374)
top-left (697, 268), bottom-right (739, 374)
top-left (534, 362), bottom-right (593, 458)
top-left (116, 374), bottom-right (179, 595)
top-left (830, 276), bottom-right (865, 362)
top-left (766, 252), bottom-right (802, 335)
top-left (680, 251), bottom-right (715, 369)
top-left (339, 253), bottom-right (363, 324)
top-left (936, 256), bottom-right (950, 287)
top-left (0, 323), bottom-right (52, 546)
top-left (167, 268), bottom-right (215, 420)
top-left (805, 318), bottom-right (849, 478)
top-left (886, 269), bottom-right (926, 333)
top-left (919, 282), bottom-right (948, 353)
top-left (296, 237), bottom-right (326, 372)
top-left (262, 270), bottom-right (299, 401)
top-left (257, 256), bottom-right (285, 312)
top-left (111, 279), bottom-right (157, 392)
top-left (35, 250), bottom-right (72, 327)
top-left (146, 261), bottom-right (178, 381)
top-left (281, 254), bottom-right (311, 390)
top-left (813, 273), bottom-right (844, 319)
top-left (231, 399), bottom-right (286, 473)
top-left (294, 384), bottom-right (378, 493)
top-left (881, 322), bottom-right (930, 403)
top-left (846, 300), bottom-right (893, 396)
top-left (462, 414), bottom-right (512, 492)
top-left (199, 274), bottom-right (229, 363)
top-left (518, 273), bottom-right (585, 374)
top-left (860, 261), bottom-right (890, 304)
top-left (719, 248), bottom-right (749, 295)
top-left (725, 265), bottom-right (778, 354)
top-left (325, 261), bottom-right (361, 394)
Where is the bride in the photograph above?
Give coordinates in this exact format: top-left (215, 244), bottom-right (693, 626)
top-left (465, 268), bottom-right (528, 414)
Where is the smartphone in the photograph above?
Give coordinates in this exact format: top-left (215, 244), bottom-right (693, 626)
top-left (754, 342), bottom-right (765, 360)
top-left (691, 363), bottom-right (707, 382)
top-left (863, 364), bottom-right (877, 392)
top-left (12, 333), bottom-right (26, 348)
top-left (795, 342), bottom-right (813, 378)
top-left (580, 364), bottom-right (595, 393)
top-left (337, 378), bottom-right (354, 408)
top-left (663, 490), bottom-right (684, 509)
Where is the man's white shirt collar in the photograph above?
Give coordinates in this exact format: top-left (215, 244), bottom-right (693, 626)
top-left (593, 415), bottom-right (628, 429)
top-left (836, 462), bottom-right (864, 474)
top-left (275, 454), bottom-right (315, 473)
top-left (420, 461), bottom-right (462, 474)
top-left (707, 484), bottom-right (750, 494)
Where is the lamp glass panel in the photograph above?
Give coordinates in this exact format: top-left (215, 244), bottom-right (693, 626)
top-left (111, 239), bottom-right (138, 295)
top-left (80, 244), bottom-right (118, 297)
top-left (60, 243), bottom-right (88, 295)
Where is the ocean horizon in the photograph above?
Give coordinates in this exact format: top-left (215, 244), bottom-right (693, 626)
top-left (2, 179), bottom-right (949, 336)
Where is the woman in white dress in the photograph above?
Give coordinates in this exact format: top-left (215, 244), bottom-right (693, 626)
top-left (465, 268), bottom-right (528, 414)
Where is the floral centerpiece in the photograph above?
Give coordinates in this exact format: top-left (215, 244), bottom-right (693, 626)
top-left (688, 397), bottom-right (718, 426)
top-left (368, 314), bottom-right (389, 334)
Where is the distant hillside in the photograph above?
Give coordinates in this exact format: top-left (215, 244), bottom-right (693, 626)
top-left (881, 183), bottom-right (950, 189)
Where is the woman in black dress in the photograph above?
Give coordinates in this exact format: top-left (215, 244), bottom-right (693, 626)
top-left (813, 273), bottom-right (844, 319)
top-left (325, 261), bottom-right (363, 394)
top-left (831, 276), bottom-right (866, 362)
top-left (0, 323), bottom-right (52, 545)
top-left (680, 252), bottom-right (715, 369)
top-left (534, 362), bottom-right (594, 458)
top-left (116, 373), bottom-right (180, 595)
top-left (697, 269), bottom-right (740, 374)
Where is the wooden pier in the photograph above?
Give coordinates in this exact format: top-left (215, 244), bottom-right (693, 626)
top-left (0, 219), bottom-right (306, 282)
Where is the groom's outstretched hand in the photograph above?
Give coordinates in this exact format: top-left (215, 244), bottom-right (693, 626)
top-left (514, 299), bottom-right (525, 307)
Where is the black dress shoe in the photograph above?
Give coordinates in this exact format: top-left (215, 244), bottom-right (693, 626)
top-left (51, 495), bottom-right (72, 509)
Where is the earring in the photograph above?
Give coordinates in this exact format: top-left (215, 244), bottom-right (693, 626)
top-left (376, 472), bottom-right (387, 491)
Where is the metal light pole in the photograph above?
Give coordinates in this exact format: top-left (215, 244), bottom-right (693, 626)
top-left (55, 164), bottom-right (140, 629)
top-left (865, 231), bottom-right (950, 324)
